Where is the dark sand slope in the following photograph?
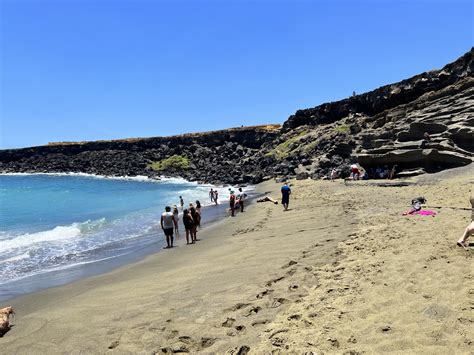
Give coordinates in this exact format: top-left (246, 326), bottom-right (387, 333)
top-left (2, 166), bottom-right (473, 353)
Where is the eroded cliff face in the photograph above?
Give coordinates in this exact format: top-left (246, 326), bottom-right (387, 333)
top-left (1, 49), bottom-right (472, 183)
top-left (251, 48), bottom-right (473, 179)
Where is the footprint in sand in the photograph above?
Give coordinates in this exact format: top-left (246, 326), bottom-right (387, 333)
top-left (288, 284), bottom-right (299, 291)
top-left (269, 297), bottom-right (289, 308)
top-left (243, 306), bottom-right (262, 317)
top-left (222, 317), bottom-right (236, 327)
top-left (287, 314), bottom-right (301, 321)
top-left (235, 325), bottom-right (246, 333)
top-left (265, 276), bottom-right (285, 287)
top-left (281, 260), bottom-right (298, 269)
top-left (108, 340), bottom-right (119, 349)
top-left (199, 337), bottom-right (217, 349)
top-left (229, 345), bottom-right (251, 355)
top-left (226, 303), bottom-right (251, 312)
top-left (251, 319), bottom-right (270, 326)
top-left (256, 289), bottom-right (274, 299)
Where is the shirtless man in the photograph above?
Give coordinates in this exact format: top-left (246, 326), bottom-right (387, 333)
top-left (161, 206), bottom-right (176, 248)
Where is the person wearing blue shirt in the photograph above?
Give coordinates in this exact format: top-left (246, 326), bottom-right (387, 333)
top-left (281, 183), bottom-right (291, 211)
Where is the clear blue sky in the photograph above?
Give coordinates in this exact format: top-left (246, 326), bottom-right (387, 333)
top-left (0, 0), bottom-right (472, 149)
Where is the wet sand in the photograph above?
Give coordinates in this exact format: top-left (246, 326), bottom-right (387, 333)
top-left (1, 166), bottom-right (473, 353)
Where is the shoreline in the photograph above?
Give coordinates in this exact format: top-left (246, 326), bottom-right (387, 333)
top-left (2, 169), bottom-right (472, 353)
top-left (0, 185), bottom-right (259, 302)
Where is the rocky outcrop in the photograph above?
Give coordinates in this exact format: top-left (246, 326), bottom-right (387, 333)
top-left (282, 48), bottom-right (473, 132)
top-left (0, 126), bottom-right (280, 184)
top-left (1, 49), bottom-right (472, 183)
top-left (257, 49), bottom-right (473, 179)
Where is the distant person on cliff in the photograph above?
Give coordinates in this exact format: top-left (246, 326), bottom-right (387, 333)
top-left (420, 132), bottom-right (431, 148)
top-left (182, 209), bottom-right (194, 244)
top-left (457, 195), bottom-right (474, 249)
top-left (179, 196), bottom-right (184, 210)
top-left (281, 183), bottom-right (291, 211)
top-left (330, 168), bottom-right (338, 181)
top-left (229, 190), bottom-right (236, 217)
top-left (238, 187), bottom-right (247, 212)
top-left (213, 190), bottom-right (219, 205)
top-left (160, 206), bottom-right (176, 249)
top-left (209, 188), bottom-right (214, 202)
top-left (172, 205), bottom-right (179, 233)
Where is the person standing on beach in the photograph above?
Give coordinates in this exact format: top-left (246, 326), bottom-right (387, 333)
top-left (209, 188), bottom-right (214, 202)
top-left (238, 187), bottom-right (246, 212)
top-left (160, 206), bottom-right (176, 248)
top-left (182, 209), bottom-right (194, 244)
top-left (172, 205), bottom-right (179, 233)
top-left (189, 204), bottom-right (200, 241)
top-left (281, 183), bottom-right (291, 211)
top-left (214, 190), bottom-right (219, 205)
top-left (229, 190), bottom-right (236, 217)
top-left (179, 196), bottom-right (184, 210)
top-left (195, 200), bottom-right (202, 227)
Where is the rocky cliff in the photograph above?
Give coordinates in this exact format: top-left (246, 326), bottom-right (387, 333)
top-left (249, 48), bottom-right (474, 180)
top-left (0, 125), bottom-right (280, 184)
top-left (1, 49), bottom-right (472, 184)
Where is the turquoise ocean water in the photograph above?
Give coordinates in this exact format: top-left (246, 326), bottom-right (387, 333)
top-left (0, 174), bottom-right (232, 299)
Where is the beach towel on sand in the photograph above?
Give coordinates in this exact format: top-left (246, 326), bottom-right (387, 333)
top-left (402, 209), bottom-right (437, 216)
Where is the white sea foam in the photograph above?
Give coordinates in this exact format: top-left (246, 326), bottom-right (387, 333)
top-left (0, 224), bottom-right (83, 252)
top-left (0, 252), bottom-right (30, 264)
top-left (0, 172), bottom-right (159, 182)
top-left (0, 217), bottom-right (109, 253)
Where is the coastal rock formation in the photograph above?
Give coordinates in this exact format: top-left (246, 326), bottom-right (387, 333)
top-left (1, 49), bottom-right (473, 183)
top-left (254, 48), bottom-right (473, 179)
top-left (0, 126), bottom-right (280, 184)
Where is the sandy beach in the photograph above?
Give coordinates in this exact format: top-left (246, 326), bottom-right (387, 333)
top-left (2, 166), bottom-right (473, 354)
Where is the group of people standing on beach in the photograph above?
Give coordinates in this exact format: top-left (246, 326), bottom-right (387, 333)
top-left (160, 183), bottom-right (294, 249)
top-left (160, 187), bottom-right (249, 248)
top-left (160, 197), bottom-right (202, 249)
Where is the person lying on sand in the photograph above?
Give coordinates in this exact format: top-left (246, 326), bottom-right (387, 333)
top-left (0, 306), bottom-right (14, 337)
top-left (457, 195), bottom-right (474, 249)
top-left (257, 196), bottom-right (278, 204)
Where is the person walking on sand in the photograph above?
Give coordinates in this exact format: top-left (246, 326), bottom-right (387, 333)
top-left (161, 206), bottom-right (176, 248)
top-left (281, 182), bottom-right (291, 211)
top-left (209, 188), bottom-right (214, 202)
top-left (179, 196), bottom-right (184, 210)
top-left (457, 195), bottom-right (474, 249)
top-left (172, 205), bottom-right (179, 233)
top-left (195, 200), bottom-right (202, 215)
top-left (213, 190), bottom-right (219, 205)
top-left (238, 187), bottom-right (246, 212)
top-left (229, 190), bottom-right (236, 217)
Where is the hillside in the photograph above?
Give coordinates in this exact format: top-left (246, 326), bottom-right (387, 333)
top-left (0, 49), bottom-right (472, 184)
